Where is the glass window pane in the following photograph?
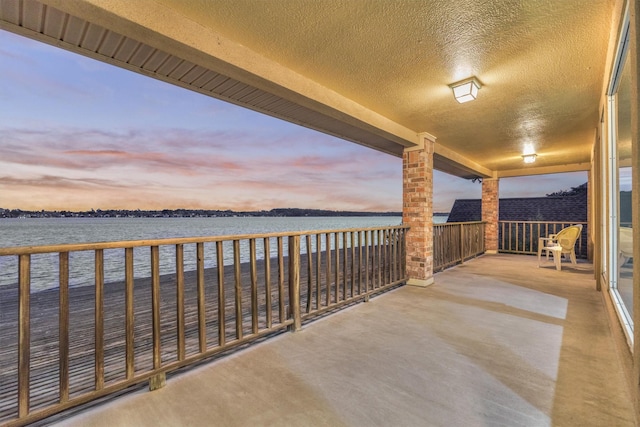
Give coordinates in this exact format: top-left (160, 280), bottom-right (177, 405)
top-left (616, 55), bottom-right (633, 324)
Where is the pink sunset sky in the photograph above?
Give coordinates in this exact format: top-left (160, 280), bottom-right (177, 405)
top-left (0, 30), bottom-right (586, 213)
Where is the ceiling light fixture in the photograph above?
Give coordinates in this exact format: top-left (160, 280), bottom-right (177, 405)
top-left (449, 77), bottom-right (481, 103)
top-left (522, 144), bottom-right (537, 163)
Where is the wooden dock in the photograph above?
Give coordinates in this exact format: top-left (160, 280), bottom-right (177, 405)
top-left (0, 247), bottom-right (399, 424)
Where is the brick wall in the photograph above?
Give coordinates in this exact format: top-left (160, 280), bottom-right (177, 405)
top-left (482, 178), bottom-right (499, 252)
top-left (402, 137), bottom-right (434, 285)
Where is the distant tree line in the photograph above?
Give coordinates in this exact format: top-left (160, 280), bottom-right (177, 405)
top-left (0, 207), bottom-right (402, 219)
top-left (545, 183), bottom-right (587, 197)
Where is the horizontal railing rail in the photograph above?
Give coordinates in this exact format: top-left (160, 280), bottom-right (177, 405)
top-left (498, 221), bottom-right (588, 258)
top-left (0, 225), bottom-right (408, 427)
top-left (433, 222), bottom-right (485, 272)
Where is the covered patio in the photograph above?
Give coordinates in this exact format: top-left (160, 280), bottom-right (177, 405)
top-left (54, 254), bottom-right (634, 426)
top-left (0, 0), bottom-right (638, 425)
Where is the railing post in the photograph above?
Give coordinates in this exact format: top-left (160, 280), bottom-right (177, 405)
top-left (149, 245), bottom-right (165, 391)
top-left (18, 254), bottom-right (30, 418)
top-left (217, 241), bottom-right (227, 345)
top-left (306, 234), bottom-right (313, 314)
top-left (459, 223), bottom-right (464, 264)
top-left (364, 230), bottom-right (370, 302)
top-left (288, 235), bottom-right (302, 332)
top-left (94, 249), bottom-right (104, 391)
top-left (175, 244), bottom-right (186, 361)
top-left (59, 252), bottom-right (70, 403)
top-left (196, 242), bottom-right (206, 352)
top-left (234, 240), bottom-right (243, 340)
top-left (125, 248), bottom-right (136, 378)
top-left (482, 221), bottom-right (486, 253)
top-left (402, 227), bottom-right (407, 279)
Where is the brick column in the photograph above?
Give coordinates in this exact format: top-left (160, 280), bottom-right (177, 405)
top-left (482, 178), bottom-right (499, 254)
top-left (403, 133), bottom-right (435, 287)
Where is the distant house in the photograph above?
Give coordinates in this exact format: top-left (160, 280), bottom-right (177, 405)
top-left (447, 183), bottom-right (588, 223)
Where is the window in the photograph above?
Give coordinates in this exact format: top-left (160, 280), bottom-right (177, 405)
top-left (606, 4), bottom-right (634, 343)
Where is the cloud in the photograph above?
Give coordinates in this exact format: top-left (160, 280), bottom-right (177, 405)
top-left (0, 174), bottom-right (130, 190)
top-left (1, 30), bottom-right (400, 213)
top-left (61, 149), bottom-right (244, 175)
top-left (0, 124), bottom-right (398, 177)
top-left (0, 123), bottom-right (403, 212)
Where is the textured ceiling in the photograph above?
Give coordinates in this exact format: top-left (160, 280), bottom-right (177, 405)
top-left (1, 0), bottom-right (618, 178)
top-left (153, 0), bottom-right (615, 172)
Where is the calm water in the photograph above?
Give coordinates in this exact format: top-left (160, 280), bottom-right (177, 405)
top-left (0, 216), bottom-right (406, 247)
top-left (0, 217), bottom-right (406, 291)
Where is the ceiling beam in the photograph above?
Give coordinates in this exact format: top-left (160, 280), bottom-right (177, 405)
top-left (433, 144), bottom-right (494, 179)
top-left (497, 163), bottom-right (591, 178)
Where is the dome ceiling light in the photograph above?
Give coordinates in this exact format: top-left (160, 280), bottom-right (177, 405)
top-left (449, 77), bottom-right (481, 103)
top-left (522, 144), bottom-right (537, 163)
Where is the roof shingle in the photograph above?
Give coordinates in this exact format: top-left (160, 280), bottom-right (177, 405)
top-left (447, 184), bottom-right (587, 223)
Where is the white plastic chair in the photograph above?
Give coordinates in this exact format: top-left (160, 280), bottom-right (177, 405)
top-left (538, 224), bottom-right (583, 271)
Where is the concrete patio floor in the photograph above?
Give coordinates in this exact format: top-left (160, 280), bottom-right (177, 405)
top-left (53, 254), bottom-right (635, 426)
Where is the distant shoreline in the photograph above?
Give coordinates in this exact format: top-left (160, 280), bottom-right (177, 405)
top-left (0, 208), bottom-right (448, 219)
